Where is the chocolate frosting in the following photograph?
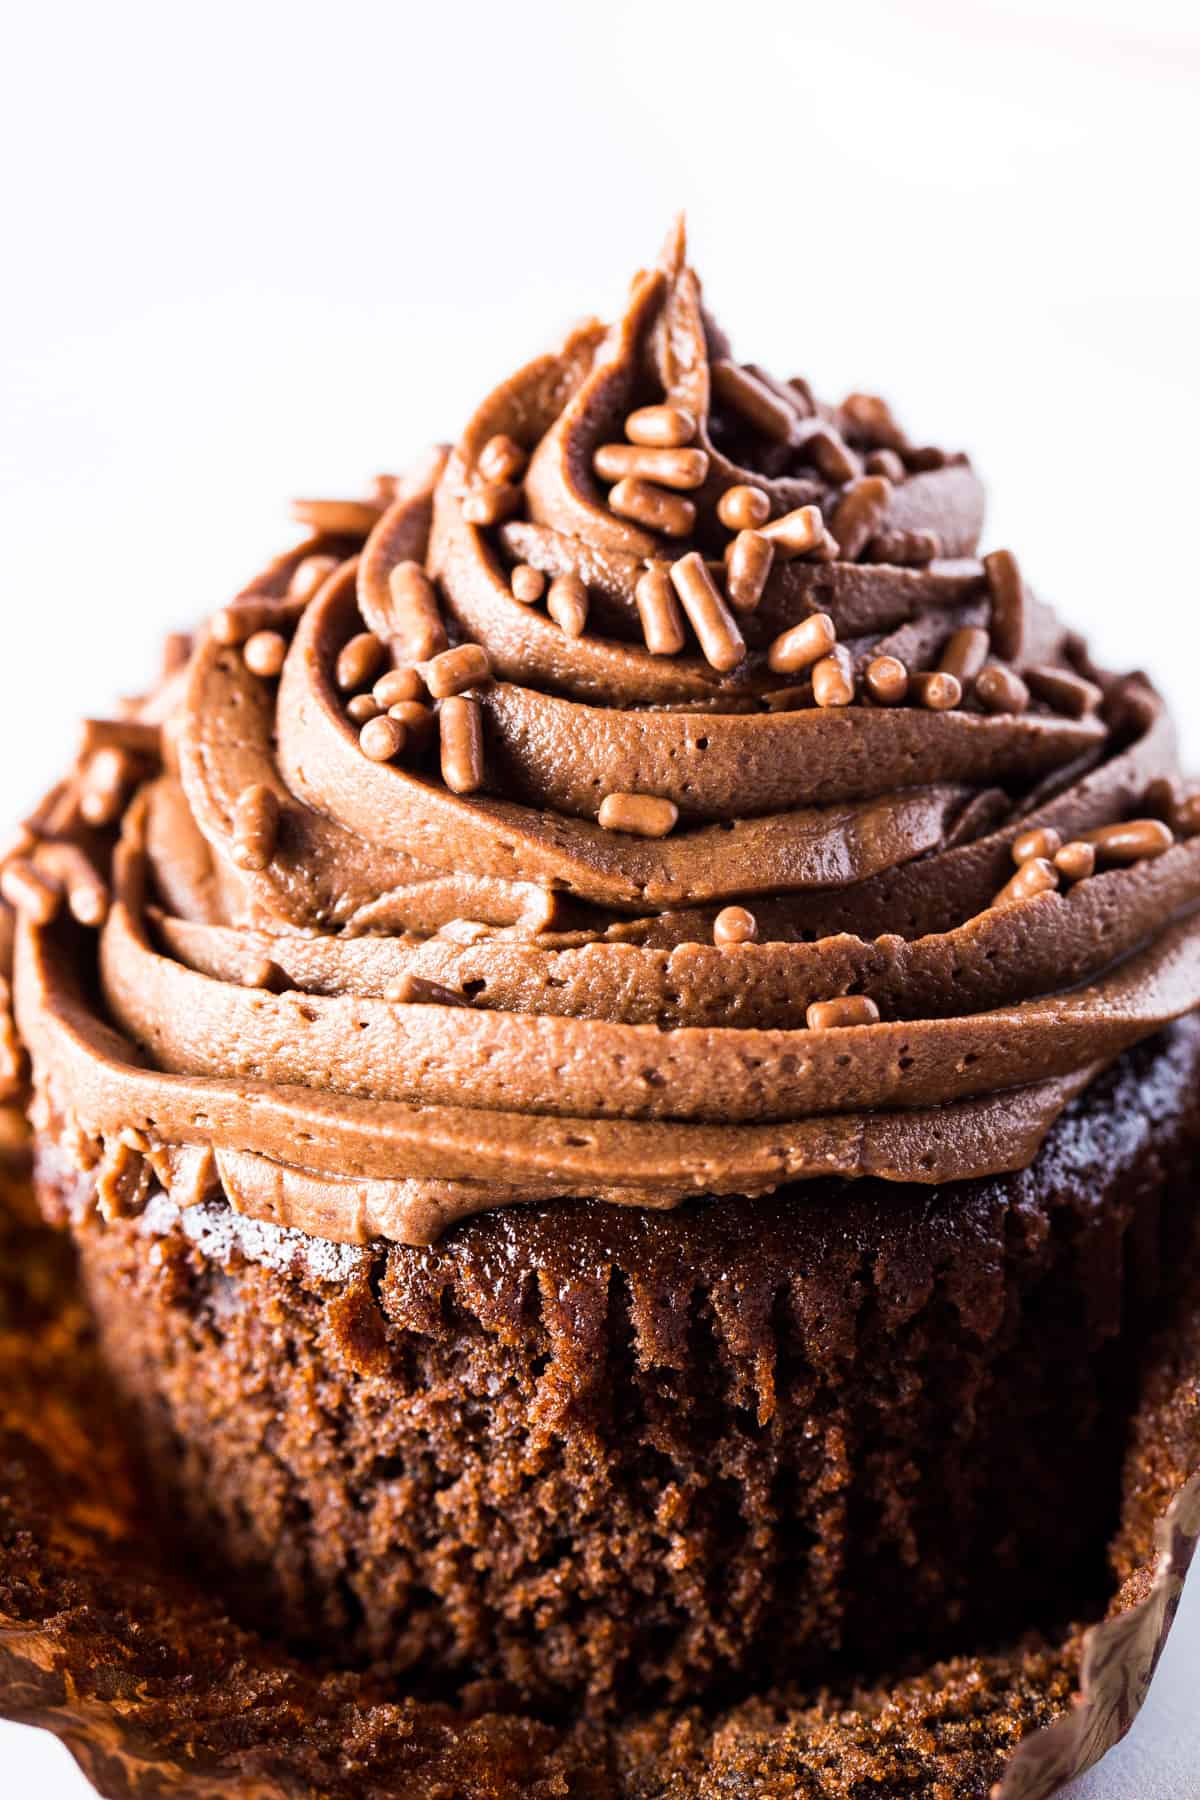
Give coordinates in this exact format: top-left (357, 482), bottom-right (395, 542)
top-left (12, 223), bottom-right (1200, 1244)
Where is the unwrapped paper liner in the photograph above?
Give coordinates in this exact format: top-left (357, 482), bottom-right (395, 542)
top-left (997, 1473), bottom-right (1200, 1800)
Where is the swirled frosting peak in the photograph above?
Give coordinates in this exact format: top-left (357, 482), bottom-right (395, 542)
top-left (10, 222), bottom-right (1200, 1244)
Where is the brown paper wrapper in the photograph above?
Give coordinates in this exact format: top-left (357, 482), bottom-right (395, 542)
top-left (2, 1151), bottom-right (1198, 1800)
top-left (996, 1474), bottom-right (1200, 1799)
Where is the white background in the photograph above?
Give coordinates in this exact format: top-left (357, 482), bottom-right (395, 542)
top-left (1, 2), bottom-right (1197, 1793)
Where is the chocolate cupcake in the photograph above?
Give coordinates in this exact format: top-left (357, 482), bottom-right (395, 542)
top-left (6, 223), bottom-right (1200, 1787)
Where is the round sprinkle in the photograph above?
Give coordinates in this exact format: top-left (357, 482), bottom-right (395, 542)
top-left (462, 481), bottom-right (521, 526)
top-left (387, 972), bottom-right (472, 1008)
top-left (242, 957), bottom-right (285, 992)
top-left (725, 530), bottom-right (775, 613)
top-left (1082, 819), bottom-right (1174, 864)
top-left (841, 391), bottom-right (905, 446)
top-left (336, 631), bottom-right (386, 693)
top-left (1054, 841), bottom-right (1096, 883)
top-left (609, 477), bottom-right (696, 539)
top-left (939, 627), bottom-right (990, 689)
top-left (291, 497), bottom-right (381, 538)
top-left (805, 427), bottom-right (860, 484)
top-left (347, 694), bottom-right (382, 725)
top-left (597, 793), bottom-right (679, 838)
top-left (1176, 792), bottom-right (1200, 839)
top-left (1025, 665), bottom-right (1103, 719)
top-left (864, 655), bottom-right (909, 706)
top-left (711, 360), bottom-right (796, 444)
top-left (593, 444), bottom-right (709, 491)
top-left (0, 857), bottom-right (62, 926)
top-left (547, 573), bottom-right (589, 638)
top-left (993, 857), bottom-right (1059, 908)
top-left (760, 504), bottom-right (824, 559)
top-left (714, 906), bottom-right (758, 947)
top-left (242, 629), bottom-right (287, 678)
top-left (440, 695), bottom-right (486, 795)
top-left (864, 448), bottom-right (907, 483)
top-left (830, 476), bottom-right (892, 562)
top-left (387, 700), bottom-right (436, 750)
top-left (669, 553), bottom-right (745, 673)
top-left (79, 746), bottom-right (133, 825)
top-left (231, 784), bottom-right (280, 873)
top-left (289, 553), bottom-right (338, 599)
top-left (387, 563), bottom-right (448, 664)
top-left (420, 642), bottom-right (492, 699)
top-left (373, 667), bottom-right (425, 708)
top-left (26, 841), bottom-right (109, 928)
top-left (812, 645), bottom-right (855, 708)
top-left (1141, 776), bottom-right (1179, 824)
top-left (477, 434), bottom-right (526, 484)
top-left (910, 670), bottom-right (962, 712)
top-left (62, 871), bottom-right (108, 927)
top-left (359, 714), bottom-right (406, 763)
top-left (1012, 826), bottom-right (1063, 866)
top-left (717, 484), bottom-right (771, 532)
top-left (635, 565), bottom-right (686, 656)
top-left (806, 996), bottom-right (880, 1030)
top-left (767, 613), bottom-right (836, 676)
top-left (975, 663), bottom-right (1030, 715)
top-left (510, 564), bottom-right (546, 604)
top-left (983, 548), bottom-right (1026, 663)
top-left (625, 404), bottom-right (696, 448)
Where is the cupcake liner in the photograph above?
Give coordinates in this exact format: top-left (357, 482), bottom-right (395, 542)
top-left (3, 1149), bottom-right (1199, 1799)
top-left (999, 1476), bottom-right (1200, 1799)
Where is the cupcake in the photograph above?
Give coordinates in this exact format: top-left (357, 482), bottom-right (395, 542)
top-left (5, 222), bottom-right (1200, 1790)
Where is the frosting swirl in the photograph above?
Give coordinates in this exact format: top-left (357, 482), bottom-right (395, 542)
top-left (12, 224), bottom-right (1200, 1244)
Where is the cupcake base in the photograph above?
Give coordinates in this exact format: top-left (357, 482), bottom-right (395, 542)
top-left (2, 1057), bottom-right (1200, 1797)
top-left (31, 1020), bottom-right (1200, 1721)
